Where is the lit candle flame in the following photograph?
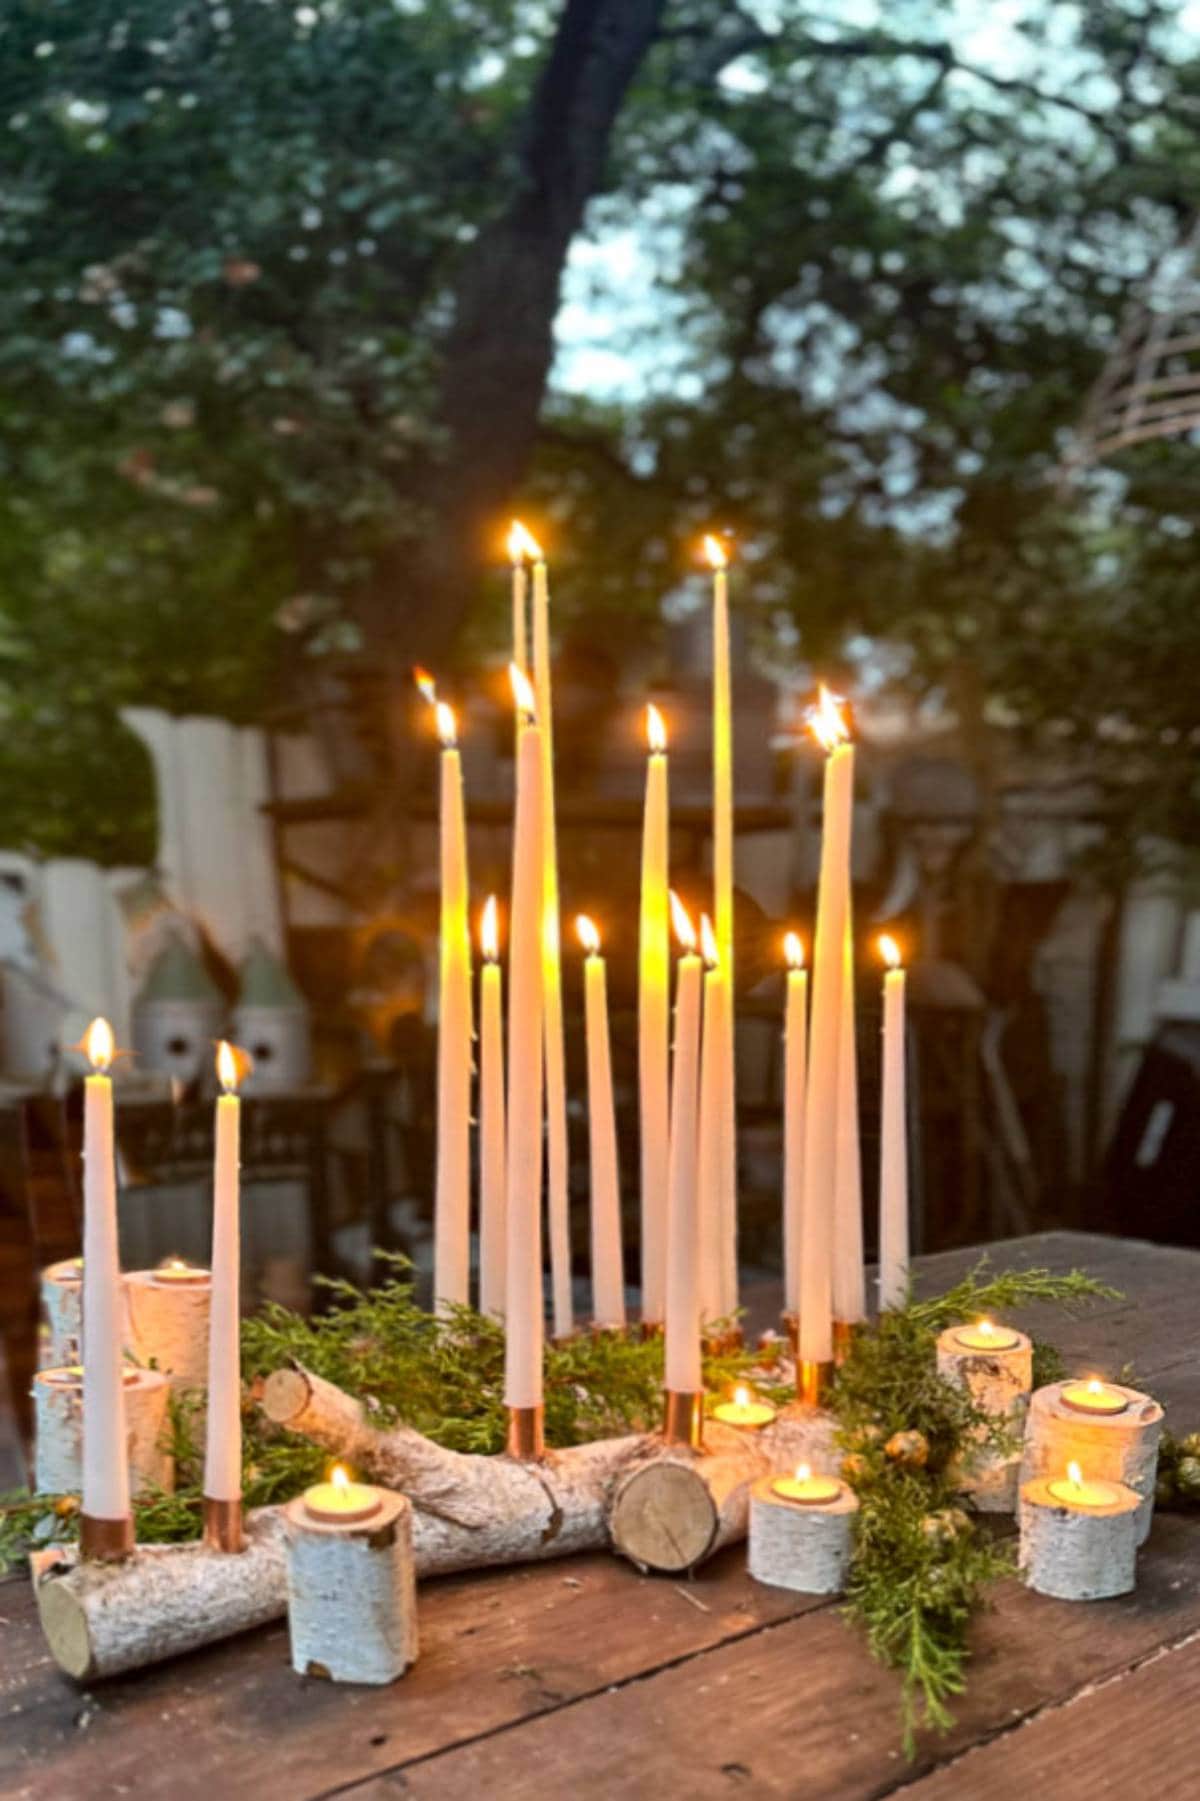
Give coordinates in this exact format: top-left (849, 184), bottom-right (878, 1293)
top-left (796, 1462), bottom-right (811, 1483)
top-left (481, 895), bottom-right (499, 962)
top-left (700, 912), bottom-right (719, 968)
top-left (507, 519), bottom-right (543, 565)
top-left (331, 1463), bottom-right (350, 1490)
top-left (669, 890), bottom-right (696, 953)
top-left (879, 933), bottom-right (902, 970)
top-left (412, 665), bottom-right (437, 706)
top-left (646, 703), bottom-right (667, 754)
top-left (784, 931), bottom-right (805, 971)
top-left (435, 700), bottom-right (457, 748)
top-left (509, 661), bottom-right (536, 720)
top-left (734, 1385), bottom-right (750, 1408)
top-left (1067, 1460), bottom-right (1083, 1488)
top-left (702, 533), bottom-right (729, 571)
top-left (576, 914), bottom-right (601, 956)
top-left (84, 1016), bottom-right (115, 1074)
top-left (807, 684), bottom-right (851, 753)
top-left (1087, 1378), bottom-right (1104, 1396)
top-left (216, 1039), bottom-right (251, 1094)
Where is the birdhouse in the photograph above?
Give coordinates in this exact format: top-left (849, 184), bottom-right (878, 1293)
top-left (132, 933), bottom-right (225, 1085)
top-left (232, 939), bottom-right (311, 1093)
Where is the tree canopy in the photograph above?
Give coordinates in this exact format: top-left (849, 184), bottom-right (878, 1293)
top-left (2, 0), bottom-right (1198, 864)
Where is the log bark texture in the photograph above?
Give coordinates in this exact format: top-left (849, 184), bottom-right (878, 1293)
top-left (40, 1262), bottom-right (85, 1368)
top-left (747, 1475), bottom-right (858, 1594)
top-left (1018, 1477), bottom-right (1140, 1601)
top-left (284, 1491), bottom-right (418, 1684)
top-left (33, 1367), bottom-right (172, 1497)
top-left (1020, 1381), bottom-right (1162, 1545)
top-left (937, 1325), bottom-right (1033, 1513)
top-left (124, 1271), bottom-right (211, 1391)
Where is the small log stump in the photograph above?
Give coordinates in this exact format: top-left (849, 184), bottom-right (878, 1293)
top-left (40, 1261), bottom-right (86, 1368)
top-left (747, 1475), bottom-right (858, 1594)
top-left (33, 1366), bottom-right (172, 1497)
top-left (1018, 1476), bottom-right (1140, 1601)
top-left (284, 1490), bottom-right (418, 1685)
top-left (124, 1269), bottom-right (211, 1391)
top-left (1020, 1381), bottom-right (1162, 1545)
top-left (937, 1325), bottom-right (1033, 1512)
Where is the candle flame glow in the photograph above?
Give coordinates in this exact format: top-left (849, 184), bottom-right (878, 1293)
top-left (646, 703), bottom-right (667, 753)
top-left (84, 1016), bottom-right (115, 1073)
top-left (1087, 1378), bottom-right (1104, 1395)
top-left (807, 684), bottom-right (851, 753)
top-left (331, 1464), bottom-right (350, 1490)
top-left (216, 1039), bottom-right (251, 1094)
top-left (700, 913), bottom-right (719, 968)
top-left (412, 666), bottom-right (437, 706)
top-left (576, 914), bottom-right (601, 956)
top-left (507, 519), bottom-right (543, 564)
top-left (1067, 1460), bottom-right (1083, 1488)
top-left (481, 895), bottom-right (499, 962)
top-left (976, 1317), bottom-right (995, 1339)
top-left (435, 700), bottom-right (457, 748)
top-left (879, 933), bottom-right (902, 970)
top-left (509, 662), bottom-right (536, 719)
top-left (796, 1462), bottom-right (811, 1483)
top-left (669, 890), bottom-right (696, 953)
top-left (784, 930), bottom-right (805, 971)
top-left (734, 1385), bottom-right (750, 1408)
top-left (702, 533), bottom-right (729, 571)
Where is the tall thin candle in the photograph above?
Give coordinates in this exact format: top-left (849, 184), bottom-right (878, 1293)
top-left (203, 1039), bottom-right (248, 1551)
top-left (638, 704), bottom-right (670, 1327)
top-left (696, 915), bottom-right (723, 1327)
top-left (832, 912), bottom-right (865, 1328)
top-left (505, 665), bottom-right (546, 1419)
top-left (80, 1017), bottom-right (131, 1561)
top-left (799, 688), bottom-right (854, 1373)
top-left (507, 521), bottom-right (538, 679)
top-left (878, 934), bottom-right (909, 1311)
top-left (478, 897), bottom-right (506, 1320)
top-left (578, 916), bottom-right (625, 1329)
top-left (530, 538), bottom-right (573, 1342)
top-left (415, 672), bottom-right (472, 1312)
top-left (782, 933), bottom-right (808, 1320)
top-left (664, 893), bottom-right (703, 1400)
top-left (703, 535), bottom-right (739, 1324)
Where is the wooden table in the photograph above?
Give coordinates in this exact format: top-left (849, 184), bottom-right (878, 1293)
top-left (3, 1231), bottom-right (1199, 1801)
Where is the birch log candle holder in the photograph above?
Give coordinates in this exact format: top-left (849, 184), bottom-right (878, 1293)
top-left (284, 1476), bottom-right (418, 1684)
top-left (936, 1319), bottom-right (1032, 1511)
top-left (1018, 1465), bottom-right (1140, 1601)
top-left (748, 1467), bottom-right (858, 1593)
top-left (33, 1365), bottom-right (172, 1496)
top-left (1020, 1379), bottom-right (1163, 1545)
top-left (41, 1259), bottom-right (87, 1367)
top-left (124, 1264), bottom-right (212, 1391)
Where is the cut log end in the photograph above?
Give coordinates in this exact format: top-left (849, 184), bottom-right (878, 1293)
top-left (35, 1571), bottom-right (95, 1682)
top-left (609, 1460), bottom-right (719, 1573)
top-left (261, 1367), bottom-right (313, 1427)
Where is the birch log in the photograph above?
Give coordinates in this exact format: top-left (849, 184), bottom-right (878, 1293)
top-left (1018, 1477), bottom-right (1140, 1601)
top-left (40, 1261), bottom-right (86, 1368)
top-left (937, 1326), bottom-right (1032, 1512)
top-left (33, 1367), bottom-right (172, 1497)
top-left (1020, 1381), bottom-right (1162, 1546)
top-left (609, 1407), bottom-right (837, 1575)
top-left (124, 1270), bottom-right (211, 1391)
top-left (284, 1491), bottom-right (418, 1684)
top-left (748, 1475), bottom-right (858, 1594)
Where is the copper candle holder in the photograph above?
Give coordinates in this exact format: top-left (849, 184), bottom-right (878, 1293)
top-left (506, 1404), bottom-right (545, 1461)
top-left (203, 1495), bottom-right (246, 1554)
top-left (833, 1320), bottom-right (862, 1364)
top-left (797, 1359), bottom-right (835, 1408)
top-left (80, 1512), bottom-right (134, 1563)
top-left (662, 1389), bottom-right (705, 1449)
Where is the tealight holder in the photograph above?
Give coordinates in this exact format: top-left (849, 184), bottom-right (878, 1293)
top-left (284, 1483), bottom-right (418, 1685)
top-left (748, 1468), bottom-right (858, 1593)
top-left (936, 1320), bottom-right (1033, 1511)
top-left (124, 1265), bottom-right (212, 1393)
top-left (39, 1258), bottom-right (88, 1369)
top-left (1020, 1379), bottom-right (1163, 1545)
top-left (1019, 1466), bottom-right (1140, 1601)
top-left (33, 1365), bottom-right (171, 1498)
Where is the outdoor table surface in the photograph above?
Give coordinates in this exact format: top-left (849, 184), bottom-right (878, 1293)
top-left (2, 1230), bottom-right (1199, 1800)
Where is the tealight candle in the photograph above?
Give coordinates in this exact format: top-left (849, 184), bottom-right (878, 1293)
top-left (1061, 1378), bottom-right (1129, 1417)
top-left (1046, 1460), bottom-right (1121, 1510)
top-left (954, 1318), bottom-right (1021, 1352)
top-left (711, 1385), bottom-right (777, 1431)
top-left (771, 1462), bottom-right (842, 1506)
top-left (302, 1464), bottom-right (383, 1525)
top-left (151, 1258), bottom-right (209, 1286)
top-left (57, 1258), bottom-right (83, 1283)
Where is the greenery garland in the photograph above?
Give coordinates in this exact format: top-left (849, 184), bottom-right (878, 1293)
top-left (2, 1255), bottom-right (1172, 1753)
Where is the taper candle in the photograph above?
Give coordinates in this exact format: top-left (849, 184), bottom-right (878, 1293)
top-left (505, 665), bottom-right (546, 1413)
top-left (507, 520), bottom-right (538, 679)
top-left (696, 915), bottom-right (723, 1327)
top-left (638, 703), bottom-right (670, 1327)
top-left (799, 689), bottom-right (854, 1369)
top-left (664, 893), bottom-right (703, 1398)
top-left (203, 1039), bottom-right (248, 1551)
top-left (478, 897), bottom-right (506, 1320)
top-left (531, 538), bottom-right (573, 1342)
top-left (703, 534), bottom-right (739, 1325)
top-left (782, 933), bottom-right (807, 1320)
top-left (877, 934), bottom-right (909, 1312)
top-left (832, 911), bottom-right (865, 1329)
top-left (80, 1017), bottom-right (132, 1560)
top-left (577, 916), bottom-right (625, 1329)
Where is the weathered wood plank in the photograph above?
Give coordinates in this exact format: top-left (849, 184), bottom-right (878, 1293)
top-left (370, 1512), bottom-right (1200, 1801)
top-left (898, 1625), bottom-right (1200, 1800)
